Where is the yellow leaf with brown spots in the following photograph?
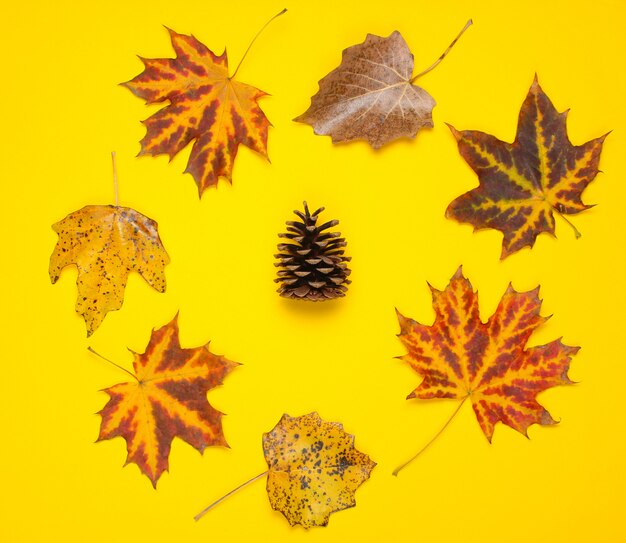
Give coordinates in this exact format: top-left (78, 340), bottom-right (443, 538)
top-left (447, 75), bottom-right (608, 259)
top-left (263, 412), bottom-right (375, 528)
top-left (123, 28), bottom-right (270, 197)
top-left (49, 205), bottom-right (169, 336)
top-left (97, 315), bottom-right (239, 487)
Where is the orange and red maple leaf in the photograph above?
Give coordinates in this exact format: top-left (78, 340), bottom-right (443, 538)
top-left (397, 268), bottom-right (578, 441)
top-left (97, 315), bottom-right (238, 486)
top-left (123, 28), bottom-right (270, 196)
top-left (447, 76), bottom-right (608, 259)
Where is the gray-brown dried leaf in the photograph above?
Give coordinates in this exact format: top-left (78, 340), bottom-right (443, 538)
top-left (295, 31), bottom-right (436, 148)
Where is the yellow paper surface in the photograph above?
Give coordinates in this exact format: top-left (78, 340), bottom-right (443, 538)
top-left (1, 1), bottom-right (625, 541)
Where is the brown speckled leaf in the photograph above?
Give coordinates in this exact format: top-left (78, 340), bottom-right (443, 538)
top-left (98, 315), bottom-right (239, 487)
top-left (447, 76), bottom-right (608, 258)
top-left (295, 31), bottom-right (436, 148)
top-left (49, 205), bottom-right (169, 336)
top-left (263, 412), bottom-right (375, 528)
top-left (123, 28), bottom-right (270, 197)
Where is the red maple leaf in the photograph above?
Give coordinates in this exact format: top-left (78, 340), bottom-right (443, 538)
top-left (396, 268), bottom-right (578, 444)
top-left (123, 28), bottom-right (271, 196)
top-left (96, 315), bottom-right (238, 486)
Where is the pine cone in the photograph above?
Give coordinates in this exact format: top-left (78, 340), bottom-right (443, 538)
top-left (275, 202), bottom-right (351, 301)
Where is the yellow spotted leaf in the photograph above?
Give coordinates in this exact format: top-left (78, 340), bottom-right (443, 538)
top-left (123, 27), bottom-right (271, 197)
top-left (263, 412), bottom-right (376, 528)
top-left (49, 205), bottom-right (169, 336)
top-left (397, 268), bottom-right (578, 443)
top-left (97, 315), bottom-right (238, 487)
top-left (447, 76), bottom-right (608, 259)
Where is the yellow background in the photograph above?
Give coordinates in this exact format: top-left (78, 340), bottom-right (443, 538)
top-left (2, 0), bottom-right (625, 541)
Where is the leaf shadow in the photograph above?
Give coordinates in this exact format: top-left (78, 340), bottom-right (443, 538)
top-left (327, 127), bottom-right (434, 154)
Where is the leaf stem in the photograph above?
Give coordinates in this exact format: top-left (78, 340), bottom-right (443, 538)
top-left (556, 211), bottom-right (582, 239)
top-left (194, 470), bottom-right (268, 521)
top-left (230, 8), bottom-right (287, 80)
top-left (410, 19), bottom-right (473, 83)
top-left (111, 151), bottom-right (119, 207)
top-left (392, 395), bottom-right (469, 476)
top-left (88, 346), bottom-right (138, 382)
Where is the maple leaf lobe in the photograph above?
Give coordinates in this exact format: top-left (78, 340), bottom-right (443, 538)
top-left (49, 205), bottom-right (169, 336)
top-left (263, 412), bottom-right (375, 528)
top-left (295, 31), bottom-right (436, 148)
top-left (97, 315), bottom-right (238, 486)
top-left (123, 28), bottom-right (270, 196)
top-left (447, 76), bottom-right (608, 258)
top-left (397, 268), bottom-right (578, 442)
